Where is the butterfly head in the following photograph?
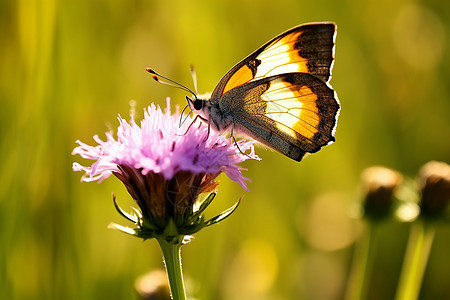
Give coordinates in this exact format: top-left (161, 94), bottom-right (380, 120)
top-left (193, 98), bottom-right (203, 110)
top-left (185, 96), bottom-right (203, 111)
top-left (186, 92), bottom-right (212, 111)
top-left (147, 68), bottom-right (211, 114)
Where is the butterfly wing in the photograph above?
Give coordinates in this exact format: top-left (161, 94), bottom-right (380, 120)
top-left (211, 22), bottom-right (336, 100)
top-left (219, 73), bottom-right (339, 161)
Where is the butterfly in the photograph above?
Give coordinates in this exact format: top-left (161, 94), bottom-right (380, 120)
top-left (148, 22), bottom-right (340, 161)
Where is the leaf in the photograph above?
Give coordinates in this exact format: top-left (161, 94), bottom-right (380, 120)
top-left (112, 194), bottom-right (138, 223)
top-left (187, 193), bottom-right (216, 222)
top-left (107, 222), bottom-right (138, 236)
top-left (205, 196), bottom-right (242, 227)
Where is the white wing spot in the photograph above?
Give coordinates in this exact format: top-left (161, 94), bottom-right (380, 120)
top-left (262, 79), bottom-right (302, 138)
top-left (255, 45), bottom-right (302, 78)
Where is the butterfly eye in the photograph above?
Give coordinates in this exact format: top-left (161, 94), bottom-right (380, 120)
top-left (193, 99), bottom-right (203, 111)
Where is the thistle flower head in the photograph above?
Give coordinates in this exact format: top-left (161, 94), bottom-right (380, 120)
top-left (72, 99), bottom-right (259, 240)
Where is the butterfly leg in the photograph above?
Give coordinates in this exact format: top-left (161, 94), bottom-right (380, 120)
top-left (231, 123), bottom-right (252, 158)
top-left (180, 114), bottom-right (208, 136)
top-left (202, 116), bottom-right (212, 142)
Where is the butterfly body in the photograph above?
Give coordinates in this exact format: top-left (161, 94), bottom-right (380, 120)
top-left (185, 22), bottom-right (340, 161)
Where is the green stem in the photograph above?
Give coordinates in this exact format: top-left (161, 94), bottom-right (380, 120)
top-left (157, 237), bottom-right (187, 300)
top-left (395, 221), bottom-right (435, 300)
top-left (345, 221), bottom-right (379, 300)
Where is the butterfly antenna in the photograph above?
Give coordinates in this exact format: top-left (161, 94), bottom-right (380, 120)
top-left (189, 64), bottom-right (198, 94)
top-left (146, 68), bottom-right (197, 99)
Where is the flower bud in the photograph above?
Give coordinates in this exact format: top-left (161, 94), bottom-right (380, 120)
top-left (360, 166), bottom-right (403, 219)
top-left (418, 161), bottom-right (450, 219)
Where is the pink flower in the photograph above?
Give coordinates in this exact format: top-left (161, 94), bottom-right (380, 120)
top-left (72, 98), bottom-right (259, 237)
top-left (72, 99), bottom-right (258, 190)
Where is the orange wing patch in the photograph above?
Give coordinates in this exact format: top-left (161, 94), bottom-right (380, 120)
top-left (222, 65), bottom-right (254, 95)
top-left (292, 86), bottom-right (320, 139)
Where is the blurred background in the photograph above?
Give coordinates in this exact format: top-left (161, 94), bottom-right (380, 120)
top-left (1, 0), bottom-right (450, 299)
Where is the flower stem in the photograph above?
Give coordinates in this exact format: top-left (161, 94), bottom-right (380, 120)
top-left (345, 221), bottom-right (379, 300)
top-left (395, 220), bottom-right (435, 300)
top-left (157, 237), bottom-right (187, 300)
